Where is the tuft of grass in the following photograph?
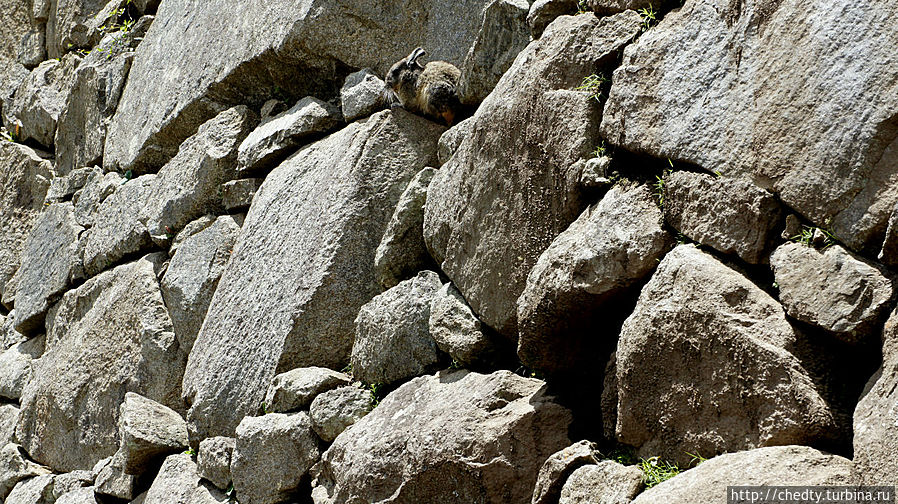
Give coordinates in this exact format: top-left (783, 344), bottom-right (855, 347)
top-left (637, 4), bottom-right (659, 32)
top-left (653, 175), bottom-right (665, 208)
top-left (576, 0), bottom-right (589, 14)
top-left (576, 73), bottom-right (610, 103)
top-left (183, 447), bottom-right (196, 456)
top-left (640, 456), bottom-right (680, 487)
top-left (591, 141), bottom-right (608, 158)
top-left (365, 382), bottom-right (387, 407)
top-left (791, 225), bottom-right (836, 249)
top-left (686, 452), bottom-right (708, 467)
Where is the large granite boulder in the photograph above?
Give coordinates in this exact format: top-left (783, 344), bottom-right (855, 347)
top-left (16, 254), bottom-right (186, 472)
top-left (142, 454), bottom-right (228, 504)
top-left (614, 245), bottom-right (836, 466)
top-left (182, 109), bottom-right (442, 444)
top-left (558, 462), bottom-right (644, 504)
top-left (424, 12), bottom-right (642, 338)
top-left (117, 393), bottom-right (189, 475)
top-left (312, 370), bottom-right (572, 504)
top-left (0, 443), bottom-right (51, 499)
top-left (264, 367), bottom-right (352, 414)
top-left (429, 282), bottom-right (501, 368)
top-left (197, 437), bottom-right (234, 491)
top-left (3, 54), bottom-right (80, 148)
top-left (5, 473), bottom-right (55, 504)
top-left (0, 0), bottom-right (31, 77)
top-left (0, 335), bottom-right (43, 400)
top-left (600, 0), bottom-right (898, 253)
top-left (309, 386), bottom-right (373, 443)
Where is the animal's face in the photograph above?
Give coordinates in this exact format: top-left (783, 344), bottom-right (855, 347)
top-left (383, 47), bottom-right (427, 108)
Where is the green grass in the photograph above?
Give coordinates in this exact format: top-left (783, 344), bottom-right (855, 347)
top-left (639, 456), bottom-right (680, 487)
top-left (637, 4), bottom-right (660, 32)
top-left (791, 225), bottom-right (836, 249)
top-left (576, 73), bottom-right (610, 103)
top-left (591, 141), bottom-right (608, 158)
top-left (576, 0), bottom-right (589, 14)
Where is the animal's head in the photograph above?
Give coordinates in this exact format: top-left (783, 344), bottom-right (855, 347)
top-left (383, 47), bottom-right (427, 105)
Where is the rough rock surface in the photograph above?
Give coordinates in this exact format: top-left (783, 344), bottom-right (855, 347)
top-left (436, 116), bottom-right (474, 166)
top-left (429, 282), bottom-right (499, 368)
top-left (17, 254), bottom-right (186, 472)
top-left (309, 386), bottom-right (373, 443)
top-left (55, 487), bottom-right (99, 504)
top-left (160, 215), bottom-right (240, 354)
top-left (340, 69), bottom-right (383, 122)
top-left (663, 171), bottom-right (782, 264)
top-left (631, 446), bottom-right (853, 503)
top-left (351, 271), bottom-right (443, 385)
top-left (45, 166), bottom-right (100, 204)
top-left (0, 443), bottom-right (51, 499)
top-left (3, 54), bottom-right (80, 148)
top-left (424, 12), bottom-right (642, 338)
top-left (143, 454), bottom-right (227, 504)
top-left (517, 183), bottom-right (673, 374)
top-left (770, 243), bottom-right (894, 341)
top-left (231, 413), bottom-right (321, 504)
top-left (312, 370), bottom-right (572, 504)
top-left (236, 97), bottom-right (337, 175)
top-left (0, 0), bottom-right (30, 76)
top-left (0, 405), bottom-right (18, 446)
top-left (197, 436), bottom-right (235, 491)
top-left (52, 470), bottom-right (93, 499)
top-left (93, 452), bottom-right (136, 500)
top-left (881, 204), bottom-right (898, 266)
top-left (374, 168), bottom-right (437, 289)
top-left (183, 109), bottom-right (442, 443)
top-left (221, 179), bottom-right (262, 211)
top-left (167, 215), bottom-right (216, 257)
top-left (5, 473), bottom-right (55, 504)
top-left (527, 0), bottom-right (577, 39)
top-left (614, 245), bottom-right (836, 466)
top-left (600, 0), bottom-right (898, 252)
top-left (73, 171), bottom-right (121, 228)
top-left (45, 0), bottom-right (118, 58)
top-left (0, 336), bottom-right (43, 400)
top-left (264, 367), bottom-right (352, 414)
top-left (558, 462), bottom-right (644, 504)
top-left (531, 441), bottom-right (600, 504)
top-left (118, 393), bottom-right (189, 475)
top-left (586, 0), bottom-right (669, 14)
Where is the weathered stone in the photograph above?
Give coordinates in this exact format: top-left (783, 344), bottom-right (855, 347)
top-left (0, 0), bottom-right (31, 78)
top-left (770, 242), bottom-right (894, 342)
top-left (0, 335), bottom-right (43, 400)
top-left (0, 443), bottom-right (51, 499)
top-left (600, 0), bottom-right (898, 253)
top-left (0, 405), bottom-right (19, 446)
top-left (374, 168), bottom-right (437, 288)
top-left (615, 245), bottom-right (836, 466)
top-left (45, 166), bottom-right (101, 204)
top-left (340, 69), bottom-right (383, 122)
top-left (436, 116), bottom-right (474, 166)
top-left (45, 0), bottom-right (124, 58)
top-left (0, 143), bottom-right (52, 295)
top-left (781, 214), bottom-right (802, 241)
top-left (183, 109), bottom-right (442, 443)
top-left (118, 393), bottom-right (188, 475)
top-left (578, 156), bottom-right (611, 190)
top-left (586, 0), bottom-right (671, 14)
top-left (312, 370), bottom-right (572, 504)
top-left (143, 454), bottom-right (227, 504)
top-left (56, 487), bottom-right (99, 504)
top-left (259, 100), bottom-right (286, 122)
top-left (0, 64), bottom-right (30, 122)
top-left (73, 171), bottom-right (121, 228)
top-left (558, 462), bottom-right (644, 504)
top-left (141, 106), bottom-right (256, 244)
top-left (879, 203), bottom-right (898, 266)
top-left (664, 171), bottom-right (782, 264)
top-left (17, 254), bottom-right (186, 472)
top-left (6, 473), bottom-right (55, 504)
top-left (458, 0), bottom-right (531, 105)
top-left (197, 437), bottom-right (234, 491)
top-left (527, 0), bottom-right (577, 39)
top-left (14, 203), bottom-right (84, 335)
top-left (424, 12), bottom-right (642, 338)
top-left (3, 54), bottom-right (80, 148)
top-left (517, 183), bottom-right (673, 374)
top-left (161, 216), bottom-right (239, 354)
top-left (351, 271), bottom-right (443, 385)
top-left (52, 471), bottom-right (93, 499)
top-left (81, 174), bottom-right (156, 277)
top-left (94, 453), bottom-right (136, 500)
top-left (632, 446), bottom-right (853, 503)
top-left (231, 413), bottom-right (321, 504)
top-left (429, 282), bottom-right (500, 368)
top-left (531, 440), bottom-right (600, 504)
top-left (0, 312), bottom-right (26, 350)
top-left (18, 29), bottom-right (47, 69)
top-left (264, 367), bottom-right (352, 414)
top-left (221, 179), bottom-right (262, 211)
top-left (853, 308), bottom-right (898, 484)
top-left (167, 215), bottom-right (215, 256)
top-left (309, 386), bottom-right (372, 443)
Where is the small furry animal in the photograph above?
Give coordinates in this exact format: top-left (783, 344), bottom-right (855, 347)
top-left (384, 47), bottom-right (463, 126)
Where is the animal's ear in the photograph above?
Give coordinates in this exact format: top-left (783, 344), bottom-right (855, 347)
top-left (406, 47), bottom-right (426, 69)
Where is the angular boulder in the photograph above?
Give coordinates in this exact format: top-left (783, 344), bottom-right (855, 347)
top-left (118, 393), bottom-right (189, 475)
top-left (0, 405), bottom-right (18, 446)
top-left (264, 367), bottom-right (352, 414)
top-left (424, 12), bottom-right (642, 338)
top-left (221, 178), bottom-right (262, 211)
top-left (429, 282), bottom-right (500, 368)
top-left (559, 462), bottom-right (644, 504)
top-left (182, 109), bottom-right (442, 443)
top-left (0, 443), bottom-right (51, 499)
top-left (531, 441), bottom-right (600, 504)
top-left (3, 54), bottom-right (80, 148)
top-left (517, 183), bottom-right (673, 374)
top-left (309, 386), bottom-right (372, 443)
top-left (51, 471), bottom-right (93, 499)
top-left (142, 454), bottom-right (227, 504)
top-left (0, 0), bottom-right (30, 74)
top-left (73, 171), bottom-right (121, 228)
top-left (311, 370), bottom-right (572, 504)
top-left (197, 437), bottom-right (234, 491)
top-left (340, 69), bottom-right (383, 123)
top-left (55, 487), bottom-right (99, 504)
top-left (527, 0), bottom-right (577, 39)
top-left (600, 0), bottom-right (898, 252)
top-left (351, 270), bottom-right (443, 385)
top-left (0, 335), bottom-right (43, 400)
top-left (615, 245), bottom-right (836, 466)
top-left (45, 0), bottom-right (119, 58)
top-left (93, 451), bottom-right (136, 500)
top-left (5, 473), bottom-right (55, 504)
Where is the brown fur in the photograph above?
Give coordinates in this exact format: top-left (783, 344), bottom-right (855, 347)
top-left (384, 48), bottom-right (463, 126)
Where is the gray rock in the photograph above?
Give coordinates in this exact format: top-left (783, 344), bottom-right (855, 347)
top-left (131, 0), bottom-right (159, 14)
top-left (664, 171), bottom-right (782, 263)
top-left (264, 367), bottom-right (352, 414)
top-left (458, 0), bottom-right (531, 105)
top-left (18, 29), bottom-right (47, 69)
top-left (231, 413), bottom-right (321, 504)
top-left (586, 0), bottom-right (671, 14)
top-left (0, 335), bottom-right (44, 400)
top-left (0, 443), bottom-right (51, 499)
top-left (81, 174), bottom-right (156, 277)
top-left (182, 109), bottom-right (442, 443)
top-left (424, 12), bottom-right (642, 338)
top-left (161, 216), bottom-right (239, 354)
top-left (309, 386), bottom-right (372, 443)
top-left (0, 143), bottom-right (52, 296)
top-left (3, 54), bottom-right (80, 148)
top-left (631, 446), bottom-right (853, 503)
top-left (141, 106), bottom-right (257, 245)
top-left (0, 313), bottom-right (26, 350)
top-left (559, 462), bottom-right (644, 504)
top-left (259, 100), bottom-right (287, 122)
top-left (118, 393), bottom-right (188, 475)
top-left (221, 179), bottom-right (262, 211)
top-left (879, 203), bottom-right (898, 266)
top-left (73, 171), bottom-right (121, 228)
top-left (45, 166), bottom-right (102, 204)
top-left (0, 405), bottom-right (19, 446)
top-left (781, 214), bottom-right (802, 241)
top-left (236, 97), bottom-right (338, 175)
top-left (6, 473), bottom-right (55, 504)
top-left (52, 471), bottom-right (94, 499)
top-left (312, 370), bottom-right (572, 504)
top-left (578, 156), bottom-right (611, 189)
top-left (104, 0), bottom-right (494, 173)
top-left (17, 254), bottom-right (186, 472)
top-left (143, 454), bottom-right (228, 504)
top-left (94, 453), bottom-right (136, 500)
top-left (0, 0), bottom-right (31, 77)
top-left (340, 69), bottom-right (384, 122)
top-left (527, 0), bottom-right (577, 39)
top-left (44, 0), bottom-right (123, 58)
top-left (13, 203), bottom-right (84, 335)
top-left (167, 215), bottom-right (216, 257)
top-left (0, 63), bottom-right (30, 123)
top-left (436, 116), bottom-right (474, 166)
top-left (56, 487), bottom-right (99, 504)
top-left (615, 245), bottom-right (836, 466)
top-left (429, 282), bottom-right (499, 368)
top-left (531, 440), bottom-right (600, 504)
top-left (853, 307), bottom-right (898, 484)
top-left (351, 271), bottom-right (443, 385)
top-left (517, 183), bottom-right (674, 374)
top-left (770, 242), bottom-right (895, 342)
top-left (196, 437), bottom-right (234, 491)
top-left (600, 0), bottom-right (898, 253)
top-left (374, 168), bottom-right (437, 288)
